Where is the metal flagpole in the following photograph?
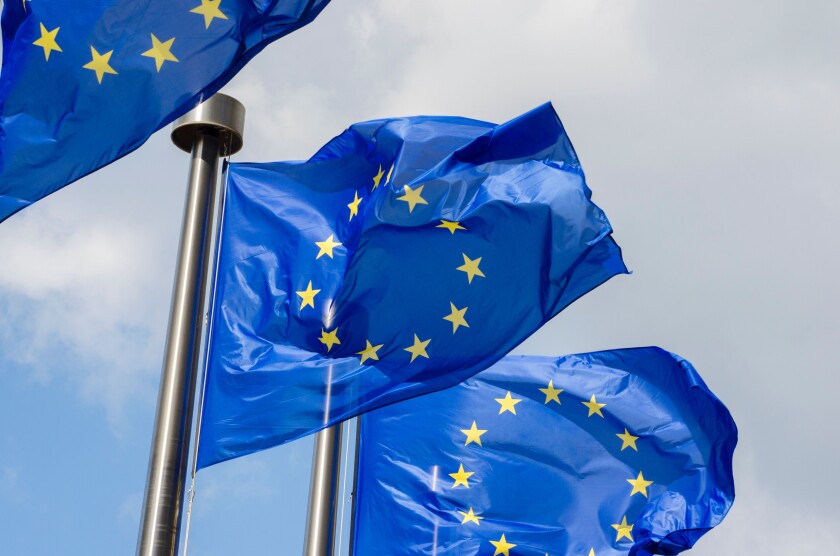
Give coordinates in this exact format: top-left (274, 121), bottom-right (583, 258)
top-left (346, 420), bottom-right (362, 556)
top-left (136, 93), bottom-right (245, 556)
top-left (302, 424), bottom-right (344, 556)
top-left (303, 351), bottom-right (344, 556)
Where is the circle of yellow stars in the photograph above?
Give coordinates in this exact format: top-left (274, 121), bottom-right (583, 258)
top-left (294, 160), bottom-right (482, 370)
top-left (435, 378), bottom-right (657, 554)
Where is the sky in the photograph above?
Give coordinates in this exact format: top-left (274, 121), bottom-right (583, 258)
top-left (1, 0), bottom-right (839, 554)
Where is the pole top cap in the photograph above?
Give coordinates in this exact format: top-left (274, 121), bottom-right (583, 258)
top-left (171, 93), bottom-right (245, 155)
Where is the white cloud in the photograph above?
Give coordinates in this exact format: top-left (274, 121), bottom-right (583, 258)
top-left (0, 178), bottom-right (173, 422)
top-left (0, 203), bottom-right (152, 299)
top-left (692, 449), bottom-right (839, 554)
top-left (224, 77), bottom-right (340, 161)
top-left (377, 1), bottom-right (651, 118)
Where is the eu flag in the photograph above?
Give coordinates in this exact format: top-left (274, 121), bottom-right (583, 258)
top-left (353, 348), bottom-right (737, 556)
top-left (0, 0), bottom-right (332, 223)
top-left (196, 104), bottom-right (628, 469)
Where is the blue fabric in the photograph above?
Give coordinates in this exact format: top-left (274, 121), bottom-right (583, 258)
top-left (0, 0), bottom-right (332, 223)
top-left (196, 104), bottom-right (628, 469)
top-left (353, 348), bottom-right (737, 556)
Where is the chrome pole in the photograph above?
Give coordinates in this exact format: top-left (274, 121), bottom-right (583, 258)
top-left (303, 357), bottom-right (343, 556)
top-left (302, 424), bottom-right (344, 556)
top-left (136, 94), bottom-right (245, 556)
top-left (346, 419), bottom-right (362, 556)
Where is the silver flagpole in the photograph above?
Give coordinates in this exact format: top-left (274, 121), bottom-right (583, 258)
top-left (346, 419), bottom-right (361, 556)
top-left (302, 424), bottom-right (344, 556)
top-left (136, 93), bottom-right (245, 556)
top-left (303, 352), bottom-right (343, 556)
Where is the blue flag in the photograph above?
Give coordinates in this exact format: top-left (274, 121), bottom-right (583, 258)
top-left (353, 348), bottom-right (737, 556)
top-left (196, 104), bottom-right (628, 469)
top-left (0, 0), bottom-right (332, 223)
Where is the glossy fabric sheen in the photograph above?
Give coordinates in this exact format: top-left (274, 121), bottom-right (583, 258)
top-left (196, 104), bottom-right (628, 469)
top-left (353, 348), bottom-right (737, 556)
top-left (0, 0), bottom-right (332, 222)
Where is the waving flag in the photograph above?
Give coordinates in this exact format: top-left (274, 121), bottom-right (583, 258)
top-left (0, 0), bottom-right (332, 223)
top-left (196, 103), bottom-right (628, 468)
top-left (353, 348), bottom-right (737, 556)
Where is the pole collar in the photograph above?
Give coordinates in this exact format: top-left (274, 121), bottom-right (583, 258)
top-left (171, 93), bottom-right (245, 155)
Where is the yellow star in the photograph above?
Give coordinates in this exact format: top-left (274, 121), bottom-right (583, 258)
top-left (611, 515), bottom-right (634, 541)
top-left (404, 334), bottom-right (430, 363)
top-left (460, 421), bottom-right (487, 446)
top-left (371, 165), bottom-right (385, 190)
top-left (437, 220), bottom-right (466, 234)
top-left (315, 234), bottom-right (342, 259)
top-left (318, 328), bottom-right (340, 352)
top-left (190, 0), bottom-right (228, 28)
top-left (495, 391), bottom-right (522, 415)
top-left (82, 46), bottom-right (117, 84)
top-left (627, 471), bottom-right (653, 497)
top-left (396, 184), bottom-right (428, 213)
top-left (347, 191), bottom-right (362, 221)
top-left (617, 428), bottom-right (639, 451)
top-left (458, 507), bottom-right (483, 525)
top-left (539, 380), bottom-right (563, 404)
top-left (141, 34), bottom-right (178, 72)
top-left (356, 340), bottom-right (383, 365)
top-left (385, 164), bottom-right (394, 185)
top-left (456, 253), bottom-right (485, 284)
top-left (582, 394), bottom-right (606, 418)
top-left (490, 534), bottom-right (516, 556)
top-left (449, 464), bottom-right (473, 488)
top-left (295, 280), bottom-right (320, 311)
top-left (443, 302), bottom-right (469, 333)
top-left (33, 23), bottom-right (62, 61)
top-left (587, 550), bottom-right (596, 556)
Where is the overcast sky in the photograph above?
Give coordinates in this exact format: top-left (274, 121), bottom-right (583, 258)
top-left (1, 0), bottom-right (838, 554)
